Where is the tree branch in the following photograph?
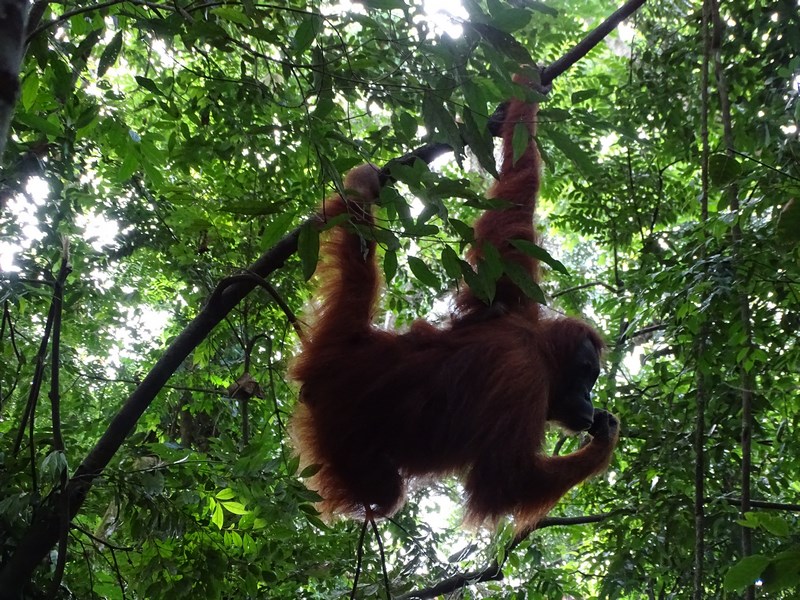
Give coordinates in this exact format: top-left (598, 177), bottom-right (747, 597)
top-left (217, 271), bottom-right (303, 337)
top-left (540, 0), bottom-right (647, 84)
top-left (0, 227), bottom-right (302, 596)
top-left (0, 0), bottom-right (28, 162)
top-left (715, 498), bottom-right (800, 512)
top-left (397, 511), bottom-right (626, 600)
top-left (551, 280), bottom-right (621, 299)
top-left (47, 239), bottom-right (71, 598)
top-left (382, 0), bottom-right (649, 172)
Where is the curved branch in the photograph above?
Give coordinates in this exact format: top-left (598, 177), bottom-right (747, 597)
top-left (383, 0), bottom-right (649, 173)
top-left (398, 511), bottom-right (628, 600)
top-left (540, 0), bottom-right (648, 84)
top-left (217, 271), bottom-right (303, 337)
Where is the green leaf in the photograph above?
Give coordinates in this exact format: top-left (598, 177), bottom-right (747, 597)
top-left (546, 128), bottom-right (596, 174)
top-left (41, 451), bottom-right (67, 480)
top-left (51, 58), bottom-right (72, 101)
top-left (723, 555), bottom-right (770, 590)
top-left (405, 222), bottom-right (439, 237)
top-left (211, 6), bottom-right (252, 26)
top-left (709, 152), bottom-right (741, 186)
top-left (74, 104), bottom-right (98, 130)
top-left (461, 80), bottom-right (488, 128)
top-left (571, 89), bottom-right (598, 104)
top-left (14, 112), bottom-right (63, 137)
top-left (502, 259), bottom-right (545, 304)
top-left (762, 549), bottom-right (800, 591)
top-left (221, 501), bottom-right (248, 515)
top-left (359, 224), bottom-right (400, 250)
top-left (441, 246), bottom-right (461, 279)
top-left (408, 256), bottom-right (439, 289)
top-left (396, 111), bottom-right (418, 140)
top-left (215, 488), bottom-right (236, 500)
top-left (135, 76), bottom-right (162, 96)
top-left (363, 0), bottom-right (406, 9)
top-left (481, 243), bottom-right (503, 279)
top-left (487, 0), bottom-right (532, 33)
top-left (510, 239), bottom-right (569, 274)
top-left (460, 260), bottom-right (490, 304)
top-left (305, 514), bottom-right (329, 530)
top-left (756, 513), bottom-right (790, 537)
top-left (314, 92), bottom-right (335, 119)
top-left (211, 502), bottom-right (225, 529)
top-left (512, 122), bottom-right (529, 165)
top-left (298, 223), bottom-right (320, 281)
top-left (97, 31), bottom-right (123, 78)
top-left (461, 110), bottom-right (497, 178)
top-left (449, 218), bottom-right (474, 243)
top-left (540, 107), bottom-right (570, 121)
top-left (287, 454), bottom-right (300, 475)
top-left (422, 92), bottom-right (463, 154)
top-left (299, 463), bottom-right (322, 478)
top-left (294, 15), bottom-right (322, 55)
top-left (298, 503), bottom-right (320, 515)
top-left (117, 148), bottom-right (139, 182)
top-left (20, 75), bottom-right (39, 111)
top-left (261, 213), bottom-right (297, 250)
top-left (383, 249), bottom-right (398, 282)
top-left (471, 22), bottom-right (533, 64)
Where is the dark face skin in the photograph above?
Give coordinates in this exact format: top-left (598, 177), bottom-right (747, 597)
top-left (548, 337), bottom-right (601, 432)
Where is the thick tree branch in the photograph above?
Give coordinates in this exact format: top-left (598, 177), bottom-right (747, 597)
top-left (539, 0), bottom-right (647, 84)
top-left (709, 3), bottom-right (756, 599)
top-left (0, 0), bottom-right (29, 163)
top-left (0, 228), bottom-right (303, 597)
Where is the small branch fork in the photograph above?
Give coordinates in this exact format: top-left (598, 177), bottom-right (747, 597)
top-left (0, 0), bottom-right (648, 594)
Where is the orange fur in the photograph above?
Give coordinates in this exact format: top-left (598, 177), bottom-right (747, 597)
top-left (290, 85), bottom-right (618, 529)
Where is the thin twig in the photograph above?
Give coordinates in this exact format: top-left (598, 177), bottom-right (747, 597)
top-left (714, 498), bottom-right (800, 512)
top-left (216, 272), bottom-right (303, 338)
top-left (369, 518), bottom-right (392, 600)
top-left (551, 280), bottom-right (621, 299)
top-left (350, 518), bottom-right (369, 600)
top-left (47, 239), bottom-right (72, 598)
top-left (71, 524), bottom-right (134, 552)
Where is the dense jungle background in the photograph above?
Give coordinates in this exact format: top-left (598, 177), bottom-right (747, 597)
top-left (0, 0), bottom-right (799, 598)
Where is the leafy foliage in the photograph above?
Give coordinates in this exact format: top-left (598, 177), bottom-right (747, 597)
top-left (1, 0), bottom-right (799, 598)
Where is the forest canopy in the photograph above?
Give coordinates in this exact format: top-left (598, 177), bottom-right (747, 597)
top-left (0, 0), bottom-right (799, 598)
